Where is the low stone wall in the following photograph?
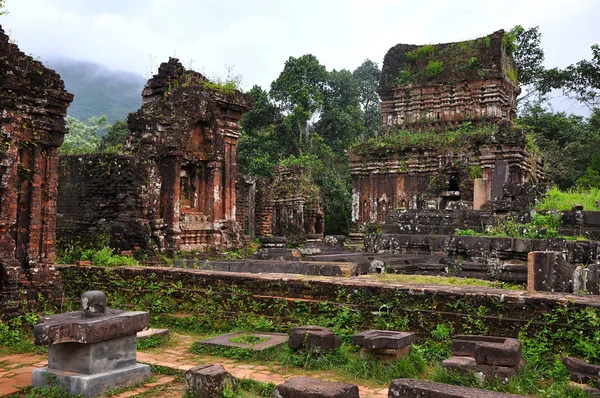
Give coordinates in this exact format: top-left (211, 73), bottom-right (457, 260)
top-left (383, 209), bottom-right (600, 240)
top-left (57, 154), bottom-right (155, 251)
top-left (366, 234), bottom-right (600, 265)
top-left (58, 265), bottom-right (600, 340)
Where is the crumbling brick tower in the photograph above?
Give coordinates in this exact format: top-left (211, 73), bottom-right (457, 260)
top-left (126, 58), bottom-right (252, 253)
top-left (0, 26), bottom-right (73, 316)
top-left (350, 30), bottom-right (541, 226)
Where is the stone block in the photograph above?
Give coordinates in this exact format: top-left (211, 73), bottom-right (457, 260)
top-left (34, 309), bottom-right (149, 346)
top-left (274, 376), bottom-right (359, 398)
top-left (441, 356), bottom-right (523, 381)
top-left (288, 326), bottom-right (341, 353)
top-left (352, 330), bottom-right (415, 350)
top-left (387, 378), bottom-right (527, 397)
top-left (137, 328), bottom-right (169, 341)
top-left (48, 335), bottom-right (137, 374)
top-left (32, 363), bottom-right (150, 398)
top-left (562, 356), bottom-right (600, 384)
top-left (527, 251), bottom-right (576, 293)
top-left (451, 335), bottom-right (522, 367)
top-left (185, 364), bottom-right (236, 398)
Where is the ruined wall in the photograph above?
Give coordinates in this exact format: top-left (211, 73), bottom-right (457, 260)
top-left (59, 265), bottom-right (600, 341)
top-left (271, 165), bottom-right (324, 238)
top-left (349, 125), bottom-right (542, 224)
top-left (235, 175), bottom-right (273, 237)
top-left (57, 155), bottom-right (155, 252)
top-left (0, 26), bottom-right (73, 317)
top-left (379, 30), bottom-right (519, 130)
top-left (126, 58), bottom-right (253, 253)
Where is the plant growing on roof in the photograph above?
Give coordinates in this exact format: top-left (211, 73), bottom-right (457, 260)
top-left (426, 60), bottom-right (443, 78)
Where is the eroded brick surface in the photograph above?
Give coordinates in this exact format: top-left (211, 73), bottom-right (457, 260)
top-left (0, 25), bottom-right (73, 317)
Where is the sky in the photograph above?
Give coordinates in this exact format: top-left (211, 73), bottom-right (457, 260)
top-left (1, 0), bottom-right (598, 114)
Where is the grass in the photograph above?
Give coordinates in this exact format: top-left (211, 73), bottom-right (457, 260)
top-left (358, 274), bottom-right (523, 290)
top-left (136, 334), bottom-right (172, 351)
top-left (229, 334), bottom-right (269, 345)
top-left (351, 124), bottom-right (498, 156)
top-left (56, 245), bottom-right (139, 267)
top-left (536, 186), bottom-right (600, 211)
top-left (188, 336), bottom-right (591, 397)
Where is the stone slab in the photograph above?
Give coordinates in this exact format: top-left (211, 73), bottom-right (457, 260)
top-left (48, 334), bottom-right (137, 374)
top-left (441, 356), bottom-right (523, 381)
top-left (274, 376), bottom-right (359, 398)
top-left (352, 330), bottom-right (415, 350)
top-left (34, 309), bottom-right (149, 345)
top-left (198, 332), bottom-right (288, 351)
top-left (388, 378), bottom-right (527, 397)
top-left (32, 363), bottom-right (151, 398)
top-left (137, 328), bottom-right (170, 341)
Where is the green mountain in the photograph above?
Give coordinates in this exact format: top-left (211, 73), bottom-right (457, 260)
top-left (46, 57), bottom-right (146, 124)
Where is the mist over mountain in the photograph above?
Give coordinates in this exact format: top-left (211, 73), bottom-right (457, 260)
top-left (45, 57), bottom-right (146, 124)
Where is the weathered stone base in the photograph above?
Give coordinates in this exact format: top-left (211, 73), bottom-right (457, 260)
top-left (32, 363), bottom-right (151, 398)
top-left (360, 346), bottom-right (412, 361)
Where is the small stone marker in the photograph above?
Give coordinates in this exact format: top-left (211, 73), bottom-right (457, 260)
top-left (387, 378), bottom-right (527, 397)
top-left (185, 364), bottom-right (236, 398)
top-left (32, 291), bottom-right (151, 397)
top-left (274, 376), bottom-right (359, 398)
top-left (288, 326), bottom-right (341, 353)
top-left (441, 335), bottom-right (524, 381)
top-left (352, 330), bottom-right (415, 360)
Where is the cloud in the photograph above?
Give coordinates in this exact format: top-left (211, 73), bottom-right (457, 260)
top-left (1, 0), bottom-right (598, 114)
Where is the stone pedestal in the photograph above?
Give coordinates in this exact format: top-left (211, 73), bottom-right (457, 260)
top-left (352, 330), bottom-right (415, 360)
top-left (441, 335), bottom-right (524, 381)
top-left (32, 291), bottom-right (151, 397)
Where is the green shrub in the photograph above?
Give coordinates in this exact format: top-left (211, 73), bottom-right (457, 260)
top-left (426, 60), bottom-right (443, 78)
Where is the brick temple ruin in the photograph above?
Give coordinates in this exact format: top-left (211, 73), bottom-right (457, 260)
top-left (57, 59), bottom-right (253, 254)
top-left (0, 25), bottom-right (73, 316)
top-left (349, 30), bottom-right (542, 225)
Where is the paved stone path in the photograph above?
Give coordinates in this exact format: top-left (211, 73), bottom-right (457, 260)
top-left (0, 333), bottom-right (388, 397)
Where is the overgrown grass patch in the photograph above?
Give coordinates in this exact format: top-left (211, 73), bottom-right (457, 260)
top-left (358, 274), bottom-right (523, 290)
top-left (536, 186), bottom-right (600, 211)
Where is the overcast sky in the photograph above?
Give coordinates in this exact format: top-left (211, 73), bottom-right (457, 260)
top-left (1, 0), bottom-right (598, 114)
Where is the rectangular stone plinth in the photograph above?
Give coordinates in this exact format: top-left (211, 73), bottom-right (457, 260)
top-left (34, 309), bottom-right (149, 345)
top-left (33, 363), bottom-right (151, 398)
top-left (48, 334), bottom-right (137, 374)
top-left (352, 330), bottom-right (416, 350)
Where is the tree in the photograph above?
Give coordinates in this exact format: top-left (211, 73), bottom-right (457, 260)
top-left (511, 25), bottom-right (599, 110)
top-left (60, 116), bottom-right (106, 154)
top-left (270, 54), bottom-right (328, 152)
top-left (316, 69), bottom-right (364, 150)
top-left (352, 59), bottom-right (381, 138)
top-left (99, 119), bottom-right (129, 152)
top-left (0, 0), bottom-right (6, 16)
top-left (518, 105), bottom-right (600, 189)
top-left (563, 45), bottom-right (600, 110)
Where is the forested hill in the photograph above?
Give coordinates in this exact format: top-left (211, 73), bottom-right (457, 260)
top-left (46, 57), bottom-right (146, 124)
